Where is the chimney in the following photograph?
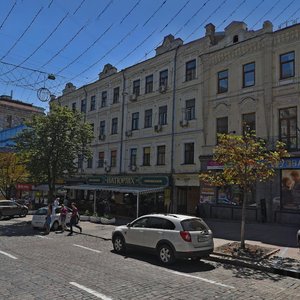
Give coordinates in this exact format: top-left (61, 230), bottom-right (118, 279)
top-left (205, 23), bottom-right (216, 45)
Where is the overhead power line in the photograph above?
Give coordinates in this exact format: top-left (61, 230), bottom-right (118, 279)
top-left (273, 0), bottom-right (296, 22)
top-left (96, 0), bottom-right (114, 20)
top-left (120, 0), bottom-right (142, 24)
top-left (73, 0), bottom-right (86, 15)
top-left (252, 0), bottom-right (281, 28)
top-left (0, 6), bottom-right (43, 61)
top-left (0, 1), bottom-right (17, 31)
top-left (143, 0), bottom-right (167, 27)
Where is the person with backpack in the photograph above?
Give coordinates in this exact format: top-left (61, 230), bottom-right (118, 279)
top-left (68, 202), bottom-right (82, 236)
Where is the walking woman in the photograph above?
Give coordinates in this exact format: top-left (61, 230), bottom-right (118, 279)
top-left (60, 204), bottom-right (68, 232)
top-left (44, 204), bottom-right (52, 235)
top-left (68, 202), bottom-right (82, 236)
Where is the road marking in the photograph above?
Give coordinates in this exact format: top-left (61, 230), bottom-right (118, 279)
top-left (36, 235), bottom-right (53, 239)
top-left (70, 282), bottom-right (112, 300)
top-left (0, 250), bottom-right (17, 260)
top-left (73, 244), bottom-right (102, 253)
top-left (164, 269), bottom-right (235, 289)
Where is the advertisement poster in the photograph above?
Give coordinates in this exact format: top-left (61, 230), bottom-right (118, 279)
top-left (199, 186), bottom-right (216, 204)
top-left (281, 170), bottom-right (300, 210)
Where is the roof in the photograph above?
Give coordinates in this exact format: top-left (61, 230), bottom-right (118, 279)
top-left (141, 213), bottom-right (197, 221)
top-left (0, 98), bottom-right (44, 113)
top-left (63, 184), bottom-right (165, 195)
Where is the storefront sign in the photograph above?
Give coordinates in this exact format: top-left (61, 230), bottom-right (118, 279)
top-left (88, 175), bottom-right (169, 187)
top-left (16, 184), bottom-right (32, 191)
top-left (207, 160), bottom-right (224, 170)
top-left (277, 158), bottom-right (300, 169)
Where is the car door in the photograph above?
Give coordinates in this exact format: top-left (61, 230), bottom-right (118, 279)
top-left (0, 201), bottom-right (11, 216)
top-left (125, 217), bottom-right (150, 248)
top-left (9, 202), bottom-right (20, 216)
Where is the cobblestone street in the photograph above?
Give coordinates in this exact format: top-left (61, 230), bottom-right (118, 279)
top-left (0, 217), bottom-right (299, 300)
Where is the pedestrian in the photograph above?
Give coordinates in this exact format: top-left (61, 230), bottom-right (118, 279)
top-left (68, 202), bottom-right (82, 236)
top-left (60, 204), bottom-right (68, 232)
top-left (44, 204), bottom-right (53, 235)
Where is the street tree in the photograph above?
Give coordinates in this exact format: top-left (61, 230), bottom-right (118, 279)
top-left (15, 104), bottom-right (93, 202)
top-left (199, 131), bottom-right (288, 249)
top-left (0, 152), bottom-right (28, 199)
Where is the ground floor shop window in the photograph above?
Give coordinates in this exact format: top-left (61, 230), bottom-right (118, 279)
top-left (177, 188), bottom-right (187, 213)
top-left (281, 169), bottom-right (300, 210)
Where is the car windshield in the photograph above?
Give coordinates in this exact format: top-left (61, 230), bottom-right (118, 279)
top-left (35, 208), bottom-right (47, 215)
top-left (181, 219), bottom-right (208, 231)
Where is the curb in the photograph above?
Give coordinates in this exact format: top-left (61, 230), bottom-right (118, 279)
top-left (206, 254), bottom-right (300, 279)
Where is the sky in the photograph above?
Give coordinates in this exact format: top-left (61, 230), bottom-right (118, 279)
top-left (0, 0), bottom-right (299, 110)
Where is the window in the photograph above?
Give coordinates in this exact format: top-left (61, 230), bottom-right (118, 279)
top-left (81, 99), bottom-right (86, 113)
top-left (7, 115), bottom-right (12, 128)
top-left (280, 51), bottom-right (295, 79)
top-left (101, 91), bottom-right (107, 107)
top-left (87, 157), bottom-right (93, 168)
top-left (185, 99), bottom-right (195, 120)
top-left (233, 35), bottom-right (239, 43)
top-left (111, 118), bottom-right (118, 134)
top-left (216, 117), bottom-right (228, 135)
top-left (159, 69), bottom-right (168, 87)
top-left (133, 79), bottom-right (140, 96)
top-left (143, 147), bottom-right (151, 166)
top-left (279, 107), bottom-right (297, 150)
top-left (217, 70), bottom-right (228, 93)
top-left (132, 217), bottom-right (149, 228)
top-left (184, 143), bottom-right (194, 164)
top-left (89, 123), bottom-right (94, 134)
top-left (130, 148), bottom-right (137, 166)
top-left (78, 154), bottom-right (83, 170)
top-left (72, 102), bottom-right (76, 112)
top-left (242, 113), bottom-right (256, 134)
top-left (145, 75), bottom-right (153, 94)
top-left (185, 59), bottom-right (196, 81)
top-left (111, 150), bottom-right (117, 167)
top-left (132, 112), bottom-right (139, 130)
top-left (98, 152), bottom-right (104, 168)
top-left (157, 145), bottom-right (166, 165)
top-left (113, 87), bottom-right (120, 103)
top-left (159, 105), bottom-right (167, 125)
top-left (99, 120), bottom-right (105, 135)
top-left (144, 109), bottom-right (152, 128)
top-left (243, 62), bottom-right (255, 87)
top-left (148, 217), bottom-right (175, 230)
top-left (90, 95), bottom-right (96, 111)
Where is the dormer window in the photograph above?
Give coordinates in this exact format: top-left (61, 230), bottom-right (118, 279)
top-left (233, 35), bottom-right (239, 43)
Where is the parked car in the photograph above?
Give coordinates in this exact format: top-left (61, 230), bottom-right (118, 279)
top-left (112, 214), bottom-right (214, 265)
top-left (31, 206), bottom-right (76, 231)
top-left (0, 200), bottom-right (28, 219)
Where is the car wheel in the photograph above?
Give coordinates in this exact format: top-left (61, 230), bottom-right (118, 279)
top-left (157, 244), bottom-right (175, 265)
top-left (113, 234), bottom-right (126, 254)
top-left (52, 221), bottom-right (59, 231)
top-left (19, 209), bottom-right (28, 218)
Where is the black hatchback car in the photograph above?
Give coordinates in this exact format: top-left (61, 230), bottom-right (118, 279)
top-left (0, 200), bottom-right (28, 219)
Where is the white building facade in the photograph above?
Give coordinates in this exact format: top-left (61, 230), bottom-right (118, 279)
top-left (53, 20), bottom-right (300, 223)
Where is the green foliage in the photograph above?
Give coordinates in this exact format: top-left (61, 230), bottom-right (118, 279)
top-left (199, 132), bottom-right (289, 191)
top-left (15, 104), bottom-right (93, 201)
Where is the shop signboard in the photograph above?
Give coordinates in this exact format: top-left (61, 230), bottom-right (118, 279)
top-left (207, 160), bottom-right (223, 170)
top-left (277, 157), bottom-right (300, 169)
top-left (16, 184), bottom-right (32, 191)
top-left (87, 175), bottom-right (169, 187)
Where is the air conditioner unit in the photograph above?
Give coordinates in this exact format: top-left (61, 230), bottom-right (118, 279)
top-left (105, 166), bottom-right (111, 172)
top-left (154, 124), bottom-right (162, 132)
top-left (125, 130), bottom-right (132, 137)
top-left (159, 85), bottom-right (167, 93)
top-left (180, 120), bottom-right (189, 127)
top-left (130, 165), bottom-right (137, 171)
top-left (129, 94), bottom-right (138, 102)
top-left (99, 134), bottom-right (106, 140)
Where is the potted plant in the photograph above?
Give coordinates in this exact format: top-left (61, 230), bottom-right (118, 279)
top-left (90, 212), bottom-right (101, 223)
top-left (100, 213), bottom-right (116, 225)
top-left (80, 210), bottom-right (91, 221)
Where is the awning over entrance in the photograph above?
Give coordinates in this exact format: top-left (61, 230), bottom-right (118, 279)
top-left (63, 184), bottom-right (166, 218)
top-left (63, 184), bottom-right (165, 195)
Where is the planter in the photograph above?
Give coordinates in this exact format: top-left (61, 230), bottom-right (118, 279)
top-left (90, 216), bottom-right (101, 223)
top-left (100, 217), bottom-right (116, 225)
top-left (80, 215), bottom-right (90, 221)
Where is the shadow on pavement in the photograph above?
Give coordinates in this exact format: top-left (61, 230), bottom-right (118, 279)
top-left (218, 261), bottom-right (285, 282)
top-left (111, 250), bottom-right (216, 273)
top-left (0, 221), bottom-right (44, 237)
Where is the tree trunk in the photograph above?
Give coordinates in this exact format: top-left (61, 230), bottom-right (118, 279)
top-left (240, 191), bottom-right (247, 249)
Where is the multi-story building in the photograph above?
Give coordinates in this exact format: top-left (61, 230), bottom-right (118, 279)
top-left (54, 20), bottom-right (300, 224)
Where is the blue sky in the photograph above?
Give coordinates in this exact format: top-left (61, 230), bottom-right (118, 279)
top-left (0, 0), bottom-right (299, 110)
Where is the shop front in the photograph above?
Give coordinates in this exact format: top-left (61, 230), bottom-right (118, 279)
top-left (64, 174), bottom-right (171, 218)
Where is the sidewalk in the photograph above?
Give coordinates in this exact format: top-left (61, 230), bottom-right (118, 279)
top-left (77, 217), bottom-right (300, 278)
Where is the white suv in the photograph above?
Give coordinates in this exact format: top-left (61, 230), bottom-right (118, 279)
top-left (112, 214), bottom-right (214, 264)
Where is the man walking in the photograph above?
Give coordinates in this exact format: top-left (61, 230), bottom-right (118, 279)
top-left (60, 204), bottom-right (68, 232)
top-left (68, 202), bottom-right (82, 236)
